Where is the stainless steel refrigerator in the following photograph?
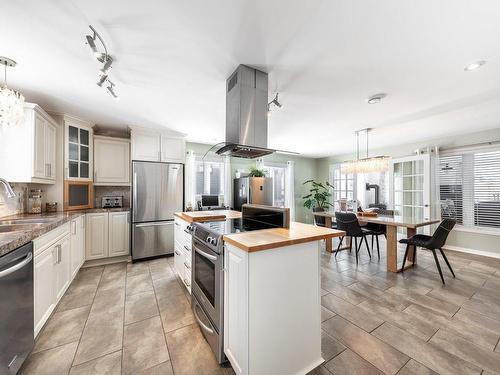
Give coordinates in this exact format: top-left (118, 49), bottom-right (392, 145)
top-left (132, 161), bottom-right (184, 260)
top-left (233, 177), bottom-right (273, 211)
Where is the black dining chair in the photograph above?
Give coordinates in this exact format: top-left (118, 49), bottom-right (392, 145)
top-left (334, 212), bottom-right (373, 264)
top-left (364, 209), bottom-right (394, 260)
top-left (399, 219), bottom-right (456, 284)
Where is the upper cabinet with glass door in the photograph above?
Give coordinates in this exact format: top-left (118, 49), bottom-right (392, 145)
top-left (64, 116), bottom-right (93, 180)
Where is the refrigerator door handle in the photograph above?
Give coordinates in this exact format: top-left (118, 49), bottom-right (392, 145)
top-left (135, 222), bottom-right (173, 228)
top-left (133, 171), bottom-right (137, 220)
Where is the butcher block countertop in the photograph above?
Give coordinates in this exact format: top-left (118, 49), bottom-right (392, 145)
top-left (223, 222), bottom-right (345, 252)
top-left (174, 210), bottom-right (242, 222)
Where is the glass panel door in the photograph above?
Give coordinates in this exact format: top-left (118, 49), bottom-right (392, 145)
top-left (390, 154), bottom-right (431, 234)
top-left (67, 125), bottom-right (91, 180)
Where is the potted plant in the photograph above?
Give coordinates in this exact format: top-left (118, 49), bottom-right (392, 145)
top-left (302, 180), bottom-right (334, 213)
top-left (248, 167), bottom-right (266, 177)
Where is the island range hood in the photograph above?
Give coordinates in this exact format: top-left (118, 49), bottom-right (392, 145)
top-left (216, 65), bottom-right (275, 159)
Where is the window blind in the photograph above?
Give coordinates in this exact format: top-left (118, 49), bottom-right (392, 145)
top-left (439, 149), bottom-right (500, 229)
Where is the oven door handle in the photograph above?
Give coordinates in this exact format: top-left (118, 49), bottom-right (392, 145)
top-left (193, 304), bottom-right (215, 335)
top-left (0, 252), bottom-right (32, 279)
top-left (194, 246), bottom-right (217, 261)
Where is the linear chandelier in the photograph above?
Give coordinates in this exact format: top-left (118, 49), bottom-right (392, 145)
top-left (341, 128), bottom-right (390, 174)
top-left (85, 25), bottom-right (119, 100)
top-left (0, 56), bottom-right (25, 127)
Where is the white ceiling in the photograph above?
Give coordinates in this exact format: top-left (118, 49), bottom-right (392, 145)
top-left (3, 0), bottom-right (500, 157)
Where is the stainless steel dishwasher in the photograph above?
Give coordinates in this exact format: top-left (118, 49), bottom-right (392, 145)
top-left (0, 242), bottom-right (34, 375)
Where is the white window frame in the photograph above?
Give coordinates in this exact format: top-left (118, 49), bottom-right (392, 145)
top-left (329, 164), bottom-right (357, 208)
top-left (193, 158), bottom-right (225, 205)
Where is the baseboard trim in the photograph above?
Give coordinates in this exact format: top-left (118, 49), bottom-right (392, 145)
top-left (82, 255), bottom-right (131, 268)
top-left (443, 245), bottom-right (500, 260)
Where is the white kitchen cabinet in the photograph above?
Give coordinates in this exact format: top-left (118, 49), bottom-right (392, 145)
top-left (85, 213), bottom-right (109, 260)
top-left (224, 241), bottom-right (323, 375)
top-left (64, 115), bottom-right (93, 180)
top-left (34, 247), bottom-right (56, 337)
top-left (94, 136), bottom-right (130, 185)
top-left (174, 216), bottom-right (191, 293)
top-left (108, 211), bottom-right (130, 257)
top-left (70, 215), bottom-right (85, 279)
top-left (54, 235), bottom-right (71, 301)
top-left (86, 211), bottom-right (130, 260)
top-left (131, 127), bottom-right (185, 163)
top-left (0, 103), bottom-right (57, 183)
top-left (33, 222), bottom-right (73, 337)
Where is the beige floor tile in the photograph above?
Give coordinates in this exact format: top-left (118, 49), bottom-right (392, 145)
top-left (430, 329), bottom-right (500, 374)
top-left (153, 276), bottom-right (185, 300)
top-left (372, 322), bottom-right (481, 375)
top-left (158, 293), bottom-right (195, 333)
top-left (56, 288), bottom-right (96, 312)
top-left (135, 360), bottom-right (174, 375)
top-left (324, 348), bottom-right (383, 375)
top-left (397, 359), bottom-right (438, 375)
top-left (321, 293), bottom-right (384, 332)
top-left (461, 297), bottom-right (500, 321)
top-left (166, 324), bottom-right (226, 375)
top-left (122, 316), bottom-right (169, 374)
top-left (69, 350), bottom-right (122, 375)
top-left (349, 281), bottom-right (411, 311)
top-left (321, 306), bottom-right (336, 322)
top-left (33, 305), bottom-right (90, 353)
top-left (322, 316), bottom-right (408, 374)
top-left (307, 365), bottom-right (334, 375)
top-left (453, 308), bottom-right (500, 335)
top-left (73, 309), bottom-right (124, 365)
top-left (124, 290), bottom-right (159, 325)
top-left (321, 331), bottom-right (346, 361)
top-left (91, 287), bottom-right (126, 316)
top-left (126, 273), bottom-right (154, 296)
top-left (20, 341), bottom-right (78, 375)
top-left (127, 262), bottom-right (150, 277)
top-left (321, 277), bottom-right (366, 305)
top-left (388, 287), bottom-right (460, 317)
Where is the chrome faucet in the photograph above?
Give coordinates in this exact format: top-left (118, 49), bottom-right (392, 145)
top-left (0, 178), bottom-right (16, 199)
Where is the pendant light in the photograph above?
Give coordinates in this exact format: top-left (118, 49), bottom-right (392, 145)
top-left (0, 57), bottom-right (25, 127)
top-left (341, 128), bottom-right (389, 173)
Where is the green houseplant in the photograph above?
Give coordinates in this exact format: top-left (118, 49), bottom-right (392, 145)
top-left (302, 180), bottom-right (333, 210)
top-left (248, 167), bottom-right (266, 177)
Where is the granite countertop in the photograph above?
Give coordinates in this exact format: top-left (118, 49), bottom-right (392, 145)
top-left (0, 207), bottom-right (130, 257)
top-left (223, 222), bottom-right (345, 252)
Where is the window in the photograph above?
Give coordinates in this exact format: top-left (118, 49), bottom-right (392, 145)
top-left (263, 165), bottom-right (286, 207)
top-left (194, 160), bottom-right (225, 200)
top-left (439, 149), bottom-right (500, 229)
top-left (329, 164), bottom-right (356, 209)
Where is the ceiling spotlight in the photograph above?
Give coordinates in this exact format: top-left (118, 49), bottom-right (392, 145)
top-left (464, 60), bottom-right (486, 71)
top-left (268, 93), bottom-right (283, 112)
top-left (366, 93), bottom-right (387, 104)
top-left (100, 56), bottom-right (113, 74)
top-left (85, 25), bottom-right (111, 62)
top-left (106, 80), bottom-right (119, 100)
top-left (85, 35), bottom-right (100, 58)
top-left (97, 74), bottom-right (108, 87)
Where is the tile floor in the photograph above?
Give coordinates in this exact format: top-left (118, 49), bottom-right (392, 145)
top-left (20, 239), bottom-right (500, 375)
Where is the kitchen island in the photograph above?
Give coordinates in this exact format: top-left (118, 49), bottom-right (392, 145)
top-left (223, 222), bottom-right (344, 375)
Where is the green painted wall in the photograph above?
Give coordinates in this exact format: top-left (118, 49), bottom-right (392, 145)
top-left (186, 142), bottom-right (318, 223)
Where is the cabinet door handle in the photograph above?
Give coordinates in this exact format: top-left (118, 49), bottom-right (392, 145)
top-left (72, 221), bottom-right (77, 235)
top-left (158, 151), bottom-right (161, 161)
top-left (49, 164), bottom-right (51, 177)
top-left (58, 245), bottom-right (62, 263)
top-left (174, 250), bottom-right (181, 256)
top-left (184, 261), bottom-right (191, 269)
top-left (184, 245), bottom-right (190, 252)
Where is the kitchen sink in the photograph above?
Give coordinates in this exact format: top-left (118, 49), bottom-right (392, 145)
top-left (0, 224), bottom-right (43, 233)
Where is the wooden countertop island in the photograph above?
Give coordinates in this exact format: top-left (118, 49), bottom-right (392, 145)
top-left (173, 210), bottom-right (241, 223)
top-left (223, 223), bottom-right (344, 375)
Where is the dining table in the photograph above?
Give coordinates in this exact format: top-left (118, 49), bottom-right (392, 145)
top-left (313, 211), bottom-right (440, 273)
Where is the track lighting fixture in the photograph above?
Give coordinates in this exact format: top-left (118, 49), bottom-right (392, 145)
top-left (267, 93), bottom-right (283, 112)
top-left (106, 80), bottom-right (118, 100)
top-left (85, 25), bottom-right (118, 100)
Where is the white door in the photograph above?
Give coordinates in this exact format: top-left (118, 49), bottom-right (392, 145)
top-left (108, 211), bottom-right (130, 257)
top-left (54, 235), bottom-right (71, 301)
top-left (390, 154), bottom-right (431, 233)
top-left (132, 131), bottom-right (161, 161)
top-left (34, 247), bottom-right (55, 336)
top-left (94, 137), bottom-right (130, 185)
top-left (85, 213), bottom-right (109, 260)
top-left (33, 114), bottom-right (46, 179)
top-left (45, 121), bottom-right (57, 180)
top-left (161, 137), bottom-right (185, 163)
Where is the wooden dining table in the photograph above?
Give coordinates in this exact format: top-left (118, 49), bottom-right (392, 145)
top-left (313, 211), bottom-right (440, 273)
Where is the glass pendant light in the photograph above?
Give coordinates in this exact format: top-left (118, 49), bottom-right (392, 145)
top-left (0, 57), bottom-right (25, 127)
top-left (341, 128), bottom-right (390, 173)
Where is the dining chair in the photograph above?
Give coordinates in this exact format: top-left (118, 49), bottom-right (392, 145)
top-left (399, 219), bottom-right (456, 284)
top-left (334, 212), bottom-right (373, 264)
top-left (364, 209), bottom-right (394, 260)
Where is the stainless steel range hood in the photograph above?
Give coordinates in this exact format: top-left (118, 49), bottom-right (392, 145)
top-left (216, 65), bottom-right (275, 159)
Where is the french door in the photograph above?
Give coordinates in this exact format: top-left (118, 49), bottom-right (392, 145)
top-left (389, 154), bottom-right (431, 233)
